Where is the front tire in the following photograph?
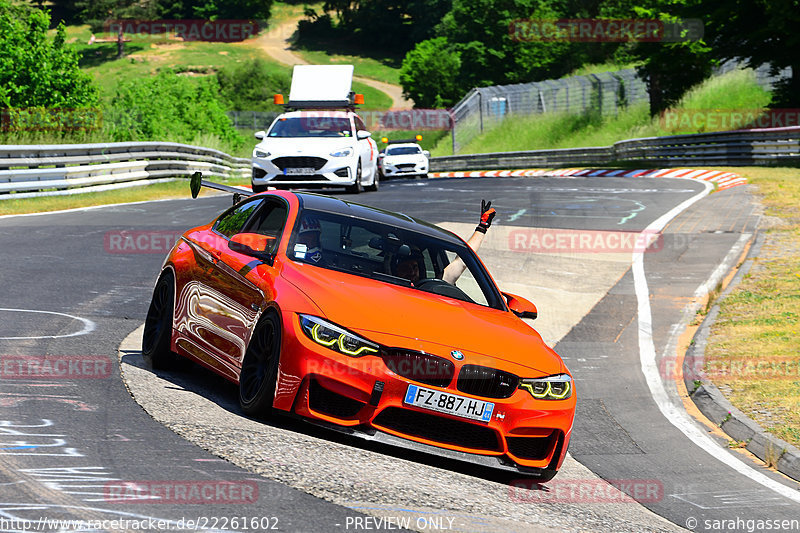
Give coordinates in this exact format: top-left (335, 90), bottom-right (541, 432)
top-left (365, 165), bottom-right (379, 192)
top-left (142, 272), bottom-right (182, 370)
top-left (346, 161), bottom-right (364, 194)
top-left (239, 311), bottom-right (282, 417)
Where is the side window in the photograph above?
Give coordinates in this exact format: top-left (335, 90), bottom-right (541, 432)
top-left (354, 116), bottom-right (367, 132)
top-left (444, 251), bottom-right (489, 306)
top-left (245, 200), bottom-right (288, 254)
top-left (213, 199), bottom-right (261, 238)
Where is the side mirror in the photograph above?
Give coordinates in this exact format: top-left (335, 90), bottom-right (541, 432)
top-left (422, 150), bottom-right (430, 157)
top-left (229, 233), bottom-right (276, 263)
top-left (255, 130), bottom-right (266, 140)
top-left (356, 130), bottom-right (372, 140)
top-left (502, 291), bottom-right (537, 320)
top-left (378, 153), bottom-right (385, 159)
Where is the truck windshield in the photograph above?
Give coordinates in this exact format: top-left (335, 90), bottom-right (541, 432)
top-left (268, 117), bottom-right (352, 138)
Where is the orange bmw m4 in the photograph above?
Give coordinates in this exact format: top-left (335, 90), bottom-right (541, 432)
top-left (143, 190), bottom-right (575, 481)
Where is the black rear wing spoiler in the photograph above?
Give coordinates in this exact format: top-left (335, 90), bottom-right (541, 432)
top-left (190, 171), bottom-right (255, 204)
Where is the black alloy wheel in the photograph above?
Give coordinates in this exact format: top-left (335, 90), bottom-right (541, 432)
top-left (239, 310), bottom-right (282, 417)
top-left (142, 272), bottom-right (182, 369)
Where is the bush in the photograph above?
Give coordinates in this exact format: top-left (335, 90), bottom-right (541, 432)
top-left (106, 69), bottom-right (244, 152)
top-left (216, 59), bottom-right (291, 111)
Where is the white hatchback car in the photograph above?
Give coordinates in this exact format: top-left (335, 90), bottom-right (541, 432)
top-left (378, 142), bottom-right (430, 179)
top-left (252, 110), bottom-right (379, 194)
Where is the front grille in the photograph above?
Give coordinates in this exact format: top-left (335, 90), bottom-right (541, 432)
top-left (271, 174), bottom-right (326, 182)
top-left (374, 407), bottom-right (500, 452)
top-left (396, 164), bottom-right (416, 170)
top-left (457, 365), bottom-right (519, 399)
top-left (308, 379), bottom-right (365, 419)
top-left (506, 434), bottom-right (556, 460)
top-left (381, 350), bottom-right (454, 388)
top-left (271, 156), bottom-right (327, 171)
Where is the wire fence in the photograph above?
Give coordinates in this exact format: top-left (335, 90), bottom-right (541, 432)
top-left (450, 69), bottom-right (648, 152)
top-left (449, 62), bottom-right (793, 153)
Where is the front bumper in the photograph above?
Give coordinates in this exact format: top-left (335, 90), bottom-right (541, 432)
top-left (275, 312), bottom-right (575, 473)
top-left (252, 155), bottom-right (357, 187)
top-left (380, 161), bottom-right (428, 177)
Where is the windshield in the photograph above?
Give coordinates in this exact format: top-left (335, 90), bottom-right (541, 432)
top-left (268, 117), bottom-right (353, 138)
top-left (288, 209), bottom-right (504, 310)
top-left (387, 146), bottom-right (422, 155)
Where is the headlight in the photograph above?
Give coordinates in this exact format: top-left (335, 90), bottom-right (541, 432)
top-left (330, 148), bottom-right (353, 157)
top-left (254, 149), bottom-right (270, 158)
top-left (299, 315), bottom-right (379, 357)
top-left (519, 374), bottom-right (572, 400)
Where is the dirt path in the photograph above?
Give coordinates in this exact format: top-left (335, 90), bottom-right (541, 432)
top-left (256, 19), bottom-right (412, 110)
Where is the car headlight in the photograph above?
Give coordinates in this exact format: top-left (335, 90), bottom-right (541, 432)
top-left (299, 315), bottom-right (379, 357)
top-left (254, 149), bottom-right (270, 158)
top-left (519, 374), bottom-right (572, 400)
top-left (330, 148), bottom-right (353, 157)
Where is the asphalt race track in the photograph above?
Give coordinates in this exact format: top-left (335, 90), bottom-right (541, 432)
top-left (0, 175), bottom-right (798, 532)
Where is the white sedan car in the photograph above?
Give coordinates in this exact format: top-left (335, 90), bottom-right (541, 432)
top-left (378, 142), bottom-right (430, 179)
top-left (252, 110), bottom-right (379, 194)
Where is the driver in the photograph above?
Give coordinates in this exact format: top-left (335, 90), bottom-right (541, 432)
top-left (393, 250), bottom-right (424, 284)
top-left (393, 200), bottom-right (497, 285)
top-left (295, 215), bottom-right (325, 264)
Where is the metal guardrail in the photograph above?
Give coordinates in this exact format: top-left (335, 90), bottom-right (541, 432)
top-left (0, 142), bottom-right (250, 196)
top-left (431, 126), bottom-right (800, 171)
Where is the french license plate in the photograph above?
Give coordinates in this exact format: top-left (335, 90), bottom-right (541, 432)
top-left (284, 167), bottom-right (315, 175)
top-left (404, 384), bottom-right (494, 422)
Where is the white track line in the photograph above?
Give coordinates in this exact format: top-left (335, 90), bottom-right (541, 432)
top-left (632, 179), bottom-right (800, 503)
top-left (0, 308), bottom-right (96, 340)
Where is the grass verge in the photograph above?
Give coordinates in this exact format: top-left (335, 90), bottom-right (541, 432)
top-left (0, 176), bottom-right (247, 216)
top-left (703, 167), bottom-right (800, 449)
top-left (294, 48), bottom-right (402, 85)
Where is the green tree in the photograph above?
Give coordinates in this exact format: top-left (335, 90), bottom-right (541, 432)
top-left (704, 0), bottom-right (800, 107)
top-left (400, 37), bottom-right (462, 107)
top-left (303, 0), bottom-right (451, 53)
top-left (190, 0), bottom-right (272, 20)
top-left (0, 1), bottom-right (98, 108)
top-left (625, 1), bottom-right (714, 116)
top-left (400, 0), bottom-right (574, 105)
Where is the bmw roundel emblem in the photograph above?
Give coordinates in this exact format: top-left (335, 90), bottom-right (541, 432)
top-left (450, 350), bottom-right (464, 361)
